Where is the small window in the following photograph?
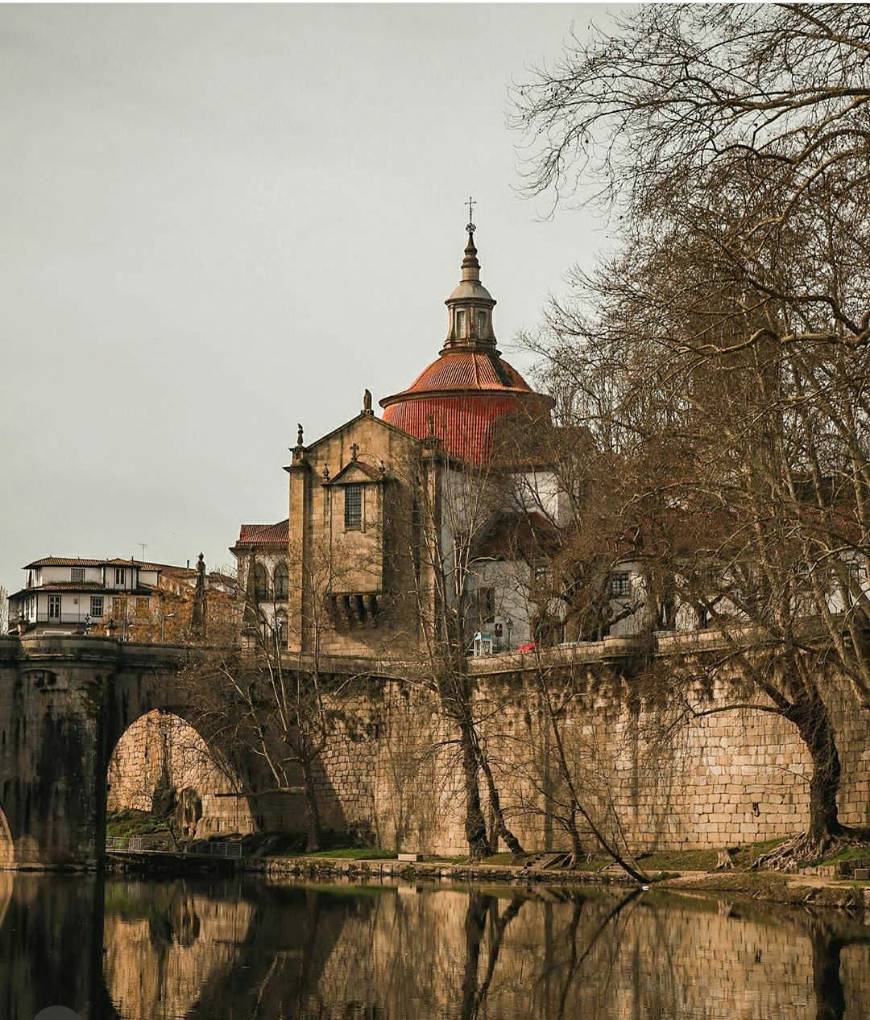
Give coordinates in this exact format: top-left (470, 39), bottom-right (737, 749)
top-left (344, 484), bottom-right (363, 530)
top-left (48, 594), bottom-right (61, 620)
top-left (253, 563), bottom-right (268, 601)
top-left (610, 571), bottom-right (631, 598)
top-left (477, 310), bottom-right (487, 336)
top-left (455, 309), bottom-right (466, 337)
top-left (274, 562), bottom-right (289, 599)
top-left (114, 567), bottom-right (126, 586)
top-left (71, 566), bottom-right (85, 583)
top-left (90, 596), bottom-right (104, 618)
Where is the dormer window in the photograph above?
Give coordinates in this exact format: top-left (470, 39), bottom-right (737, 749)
top-left (455, 309), bottom-right (466, 337)
top-left (115, 567), bottom-right (126, 586)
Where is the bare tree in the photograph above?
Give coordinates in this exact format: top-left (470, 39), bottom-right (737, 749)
top-left (180, 535), bottom-right (358, 852)
top-left (511, 1), bottom-right (870, 865)
top-left (392, 440), bottom-right (527, 860)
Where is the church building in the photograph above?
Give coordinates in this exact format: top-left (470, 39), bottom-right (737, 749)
top-left (231, 218), bottom-right (560, 659)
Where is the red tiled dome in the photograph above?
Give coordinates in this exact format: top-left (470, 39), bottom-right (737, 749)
top-left (381, 350), bottom-right (552, 464)
top-left (380, 224), bottom-right (553, 464)
top-left (400, 349), bottom-right (532, 395)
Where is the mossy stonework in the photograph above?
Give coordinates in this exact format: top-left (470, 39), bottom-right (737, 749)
top-left (0, 634), bottom-right (868, 868)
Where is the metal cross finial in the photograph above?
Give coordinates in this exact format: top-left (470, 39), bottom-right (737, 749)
top-left (466, 195), bottom-right (476, 232)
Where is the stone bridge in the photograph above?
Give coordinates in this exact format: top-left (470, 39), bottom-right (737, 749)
top-left (2, 631), bottom-right (869, 869)
top-left (0, 635), bottom-right (266, 869)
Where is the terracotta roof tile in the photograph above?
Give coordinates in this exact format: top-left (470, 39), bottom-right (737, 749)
top-left (380, 350), bottom-right (553, 464)
top-left (400, 350), bottom-right (532, 395)
top-left (24, 556), bottom-right (170, 570)
top-left (235, 519), bottom-right (289, 547)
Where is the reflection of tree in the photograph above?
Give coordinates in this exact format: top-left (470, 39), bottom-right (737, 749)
top-left (798, 914), bottom-right (870, 1020)
top-left (460, 891), bottom-right (526, 1020)
top-left (547, 890), bottom-right (641, 1019)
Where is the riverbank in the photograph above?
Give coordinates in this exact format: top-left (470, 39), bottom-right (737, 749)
top-left (102, 825), bottom-right (870, 913)
top-left (233, 853), bottom-right (870, 914)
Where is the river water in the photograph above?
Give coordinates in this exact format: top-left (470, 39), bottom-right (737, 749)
top-left (0, 872), bottom-right (867, 1019)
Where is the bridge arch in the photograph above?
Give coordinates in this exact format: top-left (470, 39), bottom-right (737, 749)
top-left (0, 804), bottom-right (14, 869)
top-left (106, 708), bottom-right (257, 841)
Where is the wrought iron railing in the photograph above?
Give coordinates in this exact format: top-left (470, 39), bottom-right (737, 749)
top-left (105, 835), bottom-right (243, 858)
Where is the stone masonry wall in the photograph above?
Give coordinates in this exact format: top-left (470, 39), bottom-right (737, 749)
top-left (99, 659), bottom-right (869, 856)
top-left (313, 666), bottom-right (869, 856)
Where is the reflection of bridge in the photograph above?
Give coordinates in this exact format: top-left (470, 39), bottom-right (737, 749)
top-left (0, 872), bottom-right (358, 1019)
top-left (1, 866), bottom-right (869, 1017)
top-left (0, 635), bottom-right (270, 869)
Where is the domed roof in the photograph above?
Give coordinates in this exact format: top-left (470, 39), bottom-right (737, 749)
top-left (398, 348), bottom-right (532, 396)
top-left (380, 219), bottom-right (553, 464)
top-left (447, 279), bottom-right (494, 303)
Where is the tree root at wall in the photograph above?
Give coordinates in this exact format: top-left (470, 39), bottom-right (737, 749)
top-left (752, 828), bottom-right (870, 872)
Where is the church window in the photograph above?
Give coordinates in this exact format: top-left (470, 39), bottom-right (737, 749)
top-left (274, 562), bottom-right (289, 599)
top-left (344, 484), bottom-right (363, 530)
top-left (456, 309), bottom-right (466, 337)
top-left (253, 563), bottom-right (268, 601)
top-left (477, 310), bottom-right (487, 336)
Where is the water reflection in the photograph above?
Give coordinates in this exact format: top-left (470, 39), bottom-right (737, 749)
top-left (0, 872), bottom-right (867, 1019)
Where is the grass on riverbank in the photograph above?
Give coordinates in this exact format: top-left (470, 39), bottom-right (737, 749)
top-left (307, 847), bottom-right (396, 860)
top-left (106, 809), bottom-right (170, 839)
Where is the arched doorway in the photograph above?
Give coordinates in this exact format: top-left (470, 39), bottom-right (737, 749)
top-left (106, 709), bottom-right (256, 844)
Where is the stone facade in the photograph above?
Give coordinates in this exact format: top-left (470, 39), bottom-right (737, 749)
top-left (308, 661), bottom-right (869, 856)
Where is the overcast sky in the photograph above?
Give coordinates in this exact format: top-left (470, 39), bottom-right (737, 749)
top-left (0, 4), bottom-right (616, 595)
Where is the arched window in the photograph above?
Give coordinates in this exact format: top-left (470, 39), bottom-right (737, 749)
top-left (253, 563), bottom-right (268, 602)
top-left (274, 562), bottom-right (289, 599)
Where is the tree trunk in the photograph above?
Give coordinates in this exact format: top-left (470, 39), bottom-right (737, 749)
top-left (568, 808), bottom-right (585, 863)
top-left (476, 741), bottom-right (525, 857)
top-left (792, 693), bottom-right (842, 843)
top-left (300, 757), bottom-right (322, 853)
top-left (460, 719), bottom-right (492, 860)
